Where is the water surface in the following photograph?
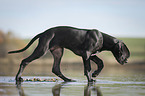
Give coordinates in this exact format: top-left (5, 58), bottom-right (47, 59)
top-left (0, 74), bottom-right (145, 96)
top-left (0, 63), bottom-right (145, 96)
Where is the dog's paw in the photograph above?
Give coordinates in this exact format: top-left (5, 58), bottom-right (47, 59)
top-left (88, 79), bottom-right (96, 83)
top-left (64, 79), bottom-right (76, 82)
top-left (70, 79), bottom-right (77, 82)
top-left (92, 73), bottom-right (97, 77)
top-left (16, 77), bottom-right (23, 82)
top-left (92, 72), bottom-right (100, 78)
top-left (15, 77), bottom-right (23, 85)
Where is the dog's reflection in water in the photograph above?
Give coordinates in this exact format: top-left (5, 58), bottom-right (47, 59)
top-left (16, 84), bottom-right (26, 96)
top-left (16, 82), bottom-right (103, 96)
top-left (52, 82), bottom-right (66, 96)
top-left (52, 82), bottom-right (103, 96)
top-left (84, 83), bottom-right (103, 96)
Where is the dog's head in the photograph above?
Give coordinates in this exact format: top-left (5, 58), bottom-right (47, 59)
top-left (112, 39), bottom-right (130, 65)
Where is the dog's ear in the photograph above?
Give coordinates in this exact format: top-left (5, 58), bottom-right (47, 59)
top-left (122, 42), bottom-right (130, 58)
top-left (114, 39), bottom-right (123, 50)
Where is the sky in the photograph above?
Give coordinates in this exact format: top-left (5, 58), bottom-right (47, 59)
top-left (0, 0), bottom-right (145, 38)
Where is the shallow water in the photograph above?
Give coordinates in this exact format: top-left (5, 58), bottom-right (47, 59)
top-left (0, 62), bottom-right (145, 96)
top-left (0, 75), bottom-right (145, 96)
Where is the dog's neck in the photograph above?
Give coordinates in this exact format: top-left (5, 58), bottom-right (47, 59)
top-left (101, 33), bottom-right (117, 51)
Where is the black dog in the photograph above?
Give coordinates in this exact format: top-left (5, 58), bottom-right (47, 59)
top-left (8, 26), bottom-right (130, 82)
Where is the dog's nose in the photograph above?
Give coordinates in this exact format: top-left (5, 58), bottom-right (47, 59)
top-left (125, 60), bottom-right (128, 63)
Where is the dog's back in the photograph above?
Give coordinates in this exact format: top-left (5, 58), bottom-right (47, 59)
top-left (48, 26), bottom-right (88, 50)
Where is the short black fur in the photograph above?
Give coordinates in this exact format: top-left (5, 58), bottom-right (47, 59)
top-left (8, 26), bottom-right (130, 83)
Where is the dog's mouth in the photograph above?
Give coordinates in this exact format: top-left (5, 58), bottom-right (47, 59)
top-left (119, 58), bottom-right (128, 65)
top-left (125, 59), bottom-right (128, 63)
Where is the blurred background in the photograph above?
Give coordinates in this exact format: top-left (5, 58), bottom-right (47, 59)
top-left (0, 0), bottom-right (145, 78)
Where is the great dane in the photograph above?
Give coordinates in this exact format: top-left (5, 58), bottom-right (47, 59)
top-left (8, 26), bottom-right (130, 83)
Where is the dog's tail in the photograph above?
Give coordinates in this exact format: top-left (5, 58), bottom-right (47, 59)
top-left (8, 33), bottom-right (42, 54)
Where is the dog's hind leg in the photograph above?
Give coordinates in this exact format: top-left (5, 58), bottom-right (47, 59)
top-left (15, 37), bottom-right (51, 83)
top-left (50, 47), bottom-right (73, 82)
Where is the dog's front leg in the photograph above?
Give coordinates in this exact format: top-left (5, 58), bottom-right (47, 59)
top-left (90, 56), bottom-right (104, 77)
top-left (82, 57), bottom-right (95, 82)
